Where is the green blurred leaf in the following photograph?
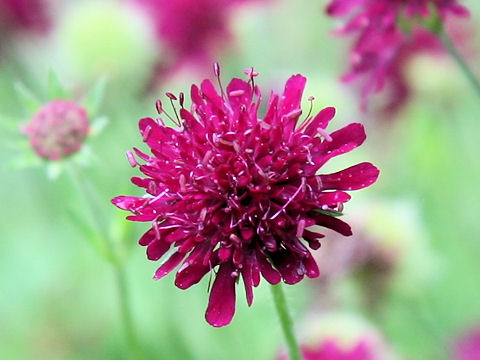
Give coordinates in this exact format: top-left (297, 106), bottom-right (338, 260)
top-left (47, 70), bottom-right (70, 99)
top-left (14, 82), bottom-right (42, 115)
top-left (83, 77), bottom-right (106, 116)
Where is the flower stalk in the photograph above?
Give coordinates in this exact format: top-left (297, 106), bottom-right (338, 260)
top-left (440, 27), bottom-right (480, 99)
top-left (271, 284), bottom-right (302, 360)
top-left (66, 165), bottom-right (141, 359)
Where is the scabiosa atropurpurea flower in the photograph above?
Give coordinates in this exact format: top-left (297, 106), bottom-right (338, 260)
top-left (0, 0), bottom-right (50, 35)
top-left (132, 0), bottom-right (268, 90)
top-left (279, 339), bottom-right (374, 360)
top-left (9, 73), bottom-right (107, 178)
top-left (112, 64), bottom-right (379, 327)
top-left (325, 0), bottom-right (470, 113)
top-left (453, 325), bottom-right (480, 360)
top-left (277, 312), bottom-right (397, 360)
top-left (24, 100), bottom-right (89, 161)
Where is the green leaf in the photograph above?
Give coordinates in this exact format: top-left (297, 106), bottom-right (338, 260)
top-left (14, 82), bottom-right (42, 115)
top-left (83, 77), bottom-right (106, 116)
top-left (313, 208), bottom-right (344, 217)
top-left (47, 69), bottom-right (70, 99)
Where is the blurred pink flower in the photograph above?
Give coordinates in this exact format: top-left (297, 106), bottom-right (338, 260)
top-left (454, 326), bottom-right (480, 360)
top-left (112, 66), bottom-right (379, 327)
top-left (326, 0), bottom-right (469, 115)
top-left (24, 100), bottom-right (89, 161)
top-left (133, 0), bottom-right (266, 90)
top-left (0, 0), bottom-right (50, 34)
top-left (279, 338), bottom-right (375, 360)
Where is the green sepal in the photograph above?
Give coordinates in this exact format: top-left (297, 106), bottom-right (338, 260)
top-left (83, 77), bottom-right (107, 117)
top-left (47, 69), bottom-right (70, 100)
top-left (14, 82), bottom-right (42, 115)
top-left (420, 4), bottom-right (442, 35)
top-left (89, 116), bottom-right (109, 137)
top-left (313, 208), bottom-right (344, 217)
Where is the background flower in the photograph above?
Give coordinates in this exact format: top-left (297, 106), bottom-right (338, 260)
top-left (326, 0), bottom-right (471, 115)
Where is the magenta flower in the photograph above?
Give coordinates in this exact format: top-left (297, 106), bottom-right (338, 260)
top-left (454, 326), bottom-right (480, 360)
top-left (112, 66), bottom-right (379, 327)
top-left (326, 0), bottom-right (469, 113)
top-left (0, 0), bottom-right (50, 34)
top-left (24, 100), bottom-right (89, 161)
top-left (279, 338), bottom-right (375, 360)
top-left (132, 0), bottom-right (266, 90)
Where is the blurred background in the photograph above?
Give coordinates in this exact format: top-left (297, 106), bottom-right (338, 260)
top-left (1, 0), bottom-right (480, 359)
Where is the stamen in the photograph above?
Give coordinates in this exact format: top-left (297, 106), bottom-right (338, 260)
top-left (337, 202), bottom-right (344, 212)
top-left (202, 150), bottom-right (213, 165)
top-left (296, 218), bottom-right (306, 238)
top-left (142, 125), bottom-right (152, 142)
top-left (229, 89), bottom-right (245, 97)
top-left (244, 66), bottom-right (259, 92)
top-left (165, 92), bottom-right (177, 100)
top-left (126, 150), bottom-right (137, 167)
top-left (152, 219), bottom-right (161, 240)
top-left (179, 174), bottom-right (186, 192)
top-left (213, 62), bottom-right (226, 99)
top-left (179, 92), bottom-right (185, 108)
top-left (318, 127), bottom-right (333, 142)
top-left (167, 95), bottom-right (181, 127)
top-left (285, 108), bottom-right (302, 119)
top-left (155, 99), bottom-right (163, 114)
top-left (305, 96), bottom-right (314, 120)
top-left (271, 177), bottom-right (306, 219)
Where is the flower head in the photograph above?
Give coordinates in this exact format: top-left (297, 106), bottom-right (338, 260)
top-left (326, 0), bottom-right (469, 113)
top-left (0, 0), bottom-right (50, 34)
top-left (454, 326), bottom-right (480, 360)
top-left (278, 312), bottom-right (398, 360)
top-left (280, 339), bottom-right (374, 360)
top-left (132, 0), bottom-right (267, 90)
top-left (112, 65), bottom-right (379, 326)
top-left (23, 100), bottom-right (89, 161)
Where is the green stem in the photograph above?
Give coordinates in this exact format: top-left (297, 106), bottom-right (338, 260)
top-left (440, 28), bottom-right (480, 98)
top-left (270, 284), bottom-right (302, 360)
top-left (66, 165), bottom-right (142, 359)
top-left (115, 264), bottom-right (142, 360)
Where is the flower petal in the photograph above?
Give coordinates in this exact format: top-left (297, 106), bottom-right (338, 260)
top-left (153, 252), bottom-right (185, 280)
top-left (205, 263), bottom-right (236, 327)
top-left (312, 123), bottom-right (366, 168)
top-left (320, 162), bottom-right (380, 190)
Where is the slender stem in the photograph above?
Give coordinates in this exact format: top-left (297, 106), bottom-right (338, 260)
top-left (115, 264), bottom-right (142, 360)
top-left (440, 28), bottom-right (480, 98)
top-left (66, 165), bottom-right (142, 359)
top-left (270, 284), bottom-right (302, 360)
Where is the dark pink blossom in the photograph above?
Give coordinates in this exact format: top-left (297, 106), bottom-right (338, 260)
top-left (133, 0), bottom-right (266, 90)
top-left (279, 338), bottom-right (375, 360)
top-left (0, 0), bottom-right (50, 34)
top-left (454, 326), bottom-right (480, 360)
top-left (112, 67), bottom-right (379, 327)
top-left (326, 0), bottom-right (469, 114)
top-left (24, 100), bottom-right (89, 161)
